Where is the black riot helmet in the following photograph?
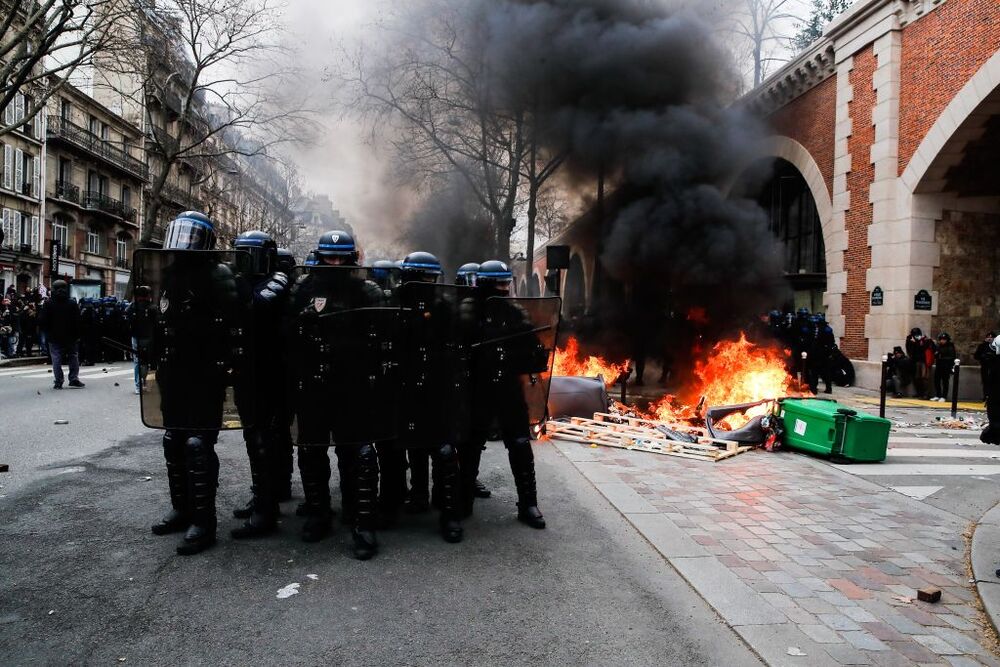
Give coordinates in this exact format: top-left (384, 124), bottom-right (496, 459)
top-left (316, 230), bottom-right (359, 265)
top-left (304, 250), bottom-right (319, 267)
top-left (233, 230), bottom-right (277, 276)
top-left (455, 262), bottom-right (480, 287)
top-left (400, 251), bottom-right (442, 284)
top-left (164, 211), bottom-right (216, 250)
top-left (275, 248), bottom-right (296, 275)
top-left (476, 259), bottom-right (513, 295)
top-left (372, 259), bottom-right (396, 289)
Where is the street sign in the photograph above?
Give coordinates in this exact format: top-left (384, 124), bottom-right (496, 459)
top-left (914, 289), bottom-right (932, 311)
top-left (49, 240), bottom-right (60, 278)
top-left (871, 286), bottom-right (884, 307)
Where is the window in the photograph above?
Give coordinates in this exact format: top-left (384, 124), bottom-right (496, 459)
top-left (58, 158), bottom-right (72, 183)
top-left (122, 185), bottom-right (131, 209)
top-left (60, 99), bottom-right (71, 121)
top-left (2, 144), bottom-right (11, 189)
top-left (18, 212), bottom-right (30, 249)
top-left (89, 115), bottom-right (99, 136)
top-left (52, 219), bottom-right (69, 257)
top-left (87, 226), bottom-right (100, 255)
top-left (116, 234), bottom-right (128, 263)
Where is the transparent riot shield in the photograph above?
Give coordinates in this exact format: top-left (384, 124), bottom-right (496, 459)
top-left (477, 296), bottom-right (562, 426)
top-left (132, 248), bottom-right (253, 431)
top-left (396, 282), bottom-right (476, 447)
top-left (287, 266), bottom-right (400, 446)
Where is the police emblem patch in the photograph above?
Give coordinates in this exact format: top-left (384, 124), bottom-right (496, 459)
top-left (159, 297), bottom-right (170, 313)
top-left (313, 297), bottom-right (327, 312)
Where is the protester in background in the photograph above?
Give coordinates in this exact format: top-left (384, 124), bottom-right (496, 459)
top-left (981, 336), bottom-right (1000, 445)
top-left (0, 299), bottom-right (14, 359)
top-left (905, 328), bottom-right (936, 400)
top-left (886, 346), bottom-right (914, 398)
top-left (933, 333), bottom-right (958, 402)
top-left (38, 280), bottom-right (84, 390)
top-left (975, 332), bottom-right (996, 405)
top-left (16, 302), bottom-right (37, 357)
top-left (126, 286), bottom-right (156, 395)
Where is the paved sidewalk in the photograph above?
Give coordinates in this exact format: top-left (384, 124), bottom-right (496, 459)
top-left (552, 438), bottom-right (999, 666)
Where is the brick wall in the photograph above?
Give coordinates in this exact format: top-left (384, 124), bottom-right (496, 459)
top-left (842, 48), bottom-right (876, 360)
top-left (932, 209), bottom-right (1000, 360)
top-left (899, 0), bottom-right (1000, 174)
top-left (768, 76), bottom-right (837, 196)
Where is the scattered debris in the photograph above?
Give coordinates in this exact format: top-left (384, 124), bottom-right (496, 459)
top-left (786, 647), bottom-right (807, 657)
top-left (892, 595), bottom-right (914, 604)
top-left (276, 583), bottom-right (300, 599)
top-left (118, 658), bottom-right (126, 663)
top-left (140, 476), bottom-right (152, 482)
top-left (53, 420), bottom-right (69, 425)
top-left (306, 574), bottom-right (319, 581)
top-left (48, 610), bottom-right (55, 615)
top-left (114, 382), bottom-right (119, 387)
top-left (917, 587), bottom-right (941, 603)
top-left (0, 464), bottom-right (8, 473)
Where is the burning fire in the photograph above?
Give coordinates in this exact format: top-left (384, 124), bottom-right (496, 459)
top-left (555, 332), bottom-right (805, 430)
top-left (553, 336), bottom-right (629, 387)
top-left (648, 333), bottom-right (801, 427)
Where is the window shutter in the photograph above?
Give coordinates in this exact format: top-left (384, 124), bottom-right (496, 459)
top-left (1, 208), bottom-right (9, 247)
top-left (2, 145), bottom-right (10, 189)
top-left (34, 111), bottom-right (43, 140)
top-left (14, 148), bottom-right (23, 193)
top-left (12, 211), bottom-right (20, 247)
top-left (32, 156), bottom-right (38, 198)
top-left (3, 99), bottom-right (12, 126)
top-left (31, 215), bottom-right (38, 252)
top-left (14, 93), bottom-right (23, 124)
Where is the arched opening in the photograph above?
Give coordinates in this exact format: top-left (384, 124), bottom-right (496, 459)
top-left (530, 271), bottom-right (542, 297)
top-left (564, 253), bottom-right (586, 318)
top-left (518, 278), bottom-right (527, 297)
top-left (907, 82), bottom-right (1000, 357)
top-left (740, 158), bottom-right (827, 313)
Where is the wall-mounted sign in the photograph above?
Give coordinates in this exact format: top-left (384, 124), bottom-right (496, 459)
top-left (914, 289), bottom-right (932, 311)
top-left (871, 286), bottom-right (884, 307)
top-left (49, 240), bottom-right (60, 279)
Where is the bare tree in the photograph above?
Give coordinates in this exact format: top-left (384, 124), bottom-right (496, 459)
top-left (342, 1), bottom-right (526, 260)
top-left (728, 0), bottom-right (803, 87)
top-left (99, 0), bottom-right (310, 245)
top-left (0, 0), bottom-right (123, 137)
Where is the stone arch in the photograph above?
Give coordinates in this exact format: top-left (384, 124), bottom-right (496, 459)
top-left (729, 135), bottom-right (842, 334)
top-left (901, 49), bottom-right (1000, 194)
top-left (530, 271), bottom-right (542, 297)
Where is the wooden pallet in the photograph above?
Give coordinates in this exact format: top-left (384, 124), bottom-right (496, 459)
top-left (547, 416), bottom-right (753, 462)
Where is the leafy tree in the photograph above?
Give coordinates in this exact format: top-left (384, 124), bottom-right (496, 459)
top-left (793, 0), bottom-right (852, 51)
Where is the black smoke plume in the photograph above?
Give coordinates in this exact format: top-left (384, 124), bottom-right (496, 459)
top-left (386, 0), bottom-right (788, 362)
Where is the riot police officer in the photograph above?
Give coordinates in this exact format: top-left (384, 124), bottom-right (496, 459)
top-left (453, 262), bottom-right (491, 501)
top-left (396, 251), bottom-right (464, 542)
top-left (148, 211), bottom-right (242, 555)
top-left (272, 247), bottom-right (298, 500)
top-left (460, 260), bottom-right (547, 529)
top-left (230, 230), bottom-right (291, 539)
top-left (275, 248), bottom-right (298, 280)
top-left (288, 230), bottom-right (386, 559)
top-left (455, 262), bottom-right (479, 287)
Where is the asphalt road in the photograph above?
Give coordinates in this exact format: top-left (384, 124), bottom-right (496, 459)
top-left (0, 362), bottom-right (761, 666)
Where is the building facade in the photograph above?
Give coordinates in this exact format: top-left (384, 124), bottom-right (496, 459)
top-left (44, 82), bottom-right (147, 298)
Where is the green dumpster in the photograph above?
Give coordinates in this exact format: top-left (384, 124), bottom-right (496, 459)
top-left (778, 398), bottom-right (890, 462)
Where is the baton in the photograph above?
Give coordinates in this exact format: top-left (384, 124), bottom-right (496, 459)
top-left (101, 336), bottom-right (142, 358)
top-left (471, 325), bottom-right (554, 349)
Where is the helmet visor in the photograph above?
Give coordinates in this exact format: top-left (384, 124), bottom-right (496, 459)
top-left (165, 217), bottom-right (215, 250)
top-left (235, 243), bottom-right (271, 275)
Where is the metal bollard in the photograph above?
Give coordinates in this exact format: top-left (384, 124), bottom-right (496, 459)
top-left (880, 354), bottom-right (889, 419)
top-left (951, 358), bottom-right (961, 418)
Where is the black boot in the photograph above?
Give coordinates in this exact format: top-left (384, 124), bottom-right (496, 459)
top-left (404, 447), bottom-right (430, 513)
top-left (352, 444), bottom-right (379, 560)
top-left (232, 433), bottom-right (279, 539)
top-left (458, 440), bottom-right (485, 518)
top-left (276, 427), bottom-right (294, 502)
top-left (508, 440), bottom-right (545, 529)
top-left (176, 435), bottom-right (218, 555)
top-left (435, 444), bottom-right (463, 544)
top-left (300, 446), bottom-right (332, 542)
top-left (152, 432), bottom-right (190, 536)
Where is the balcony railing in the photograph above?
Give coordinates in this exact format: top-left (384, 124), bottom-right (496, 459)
top-left (81, 191), bottom-right (138, 223)
top-left (158, 182), bottom-right (203, 210)
top-left (54, 180), bottom-right (80, 203)
top-left (148, 125), bottom-right (179, 155)
top-left (47, 115), bottom-right (149, 181)
top-left (115, 257), bottom-right (130, 270)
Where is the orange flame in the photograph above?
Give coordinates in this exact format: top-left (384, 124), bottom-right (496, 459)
top-left (553, 336), bottom-right (629, 387)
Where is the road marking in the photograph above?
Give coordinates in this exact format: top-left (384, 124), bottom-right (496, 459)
top-left (887, 448), bottom-right (1000, 459)
top-left (889, 436), bottom-right (983, 446)
top-left (832, 463), bottom-right (1000, 476)
top-left (0, 366), bottom-right (56, 377)
top-left (889, 485), bottom-right (944, 500)
top-left (20, 368), bottom-right (132, 379)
